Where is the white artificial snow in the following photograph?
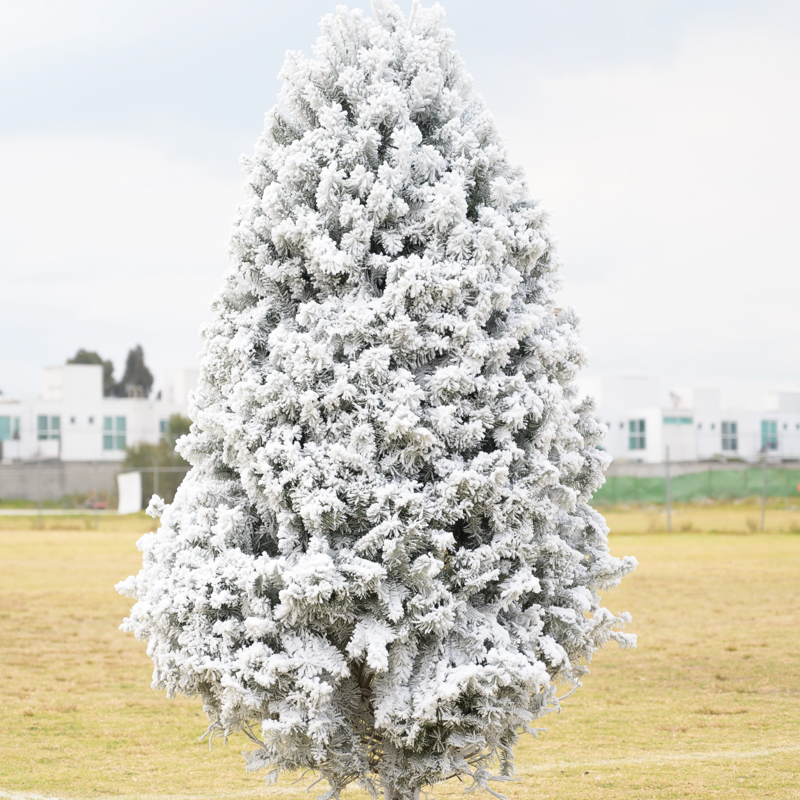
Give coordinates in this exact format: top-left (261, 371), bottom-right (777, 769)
top-left (117, 2), bottom-right (636, 798)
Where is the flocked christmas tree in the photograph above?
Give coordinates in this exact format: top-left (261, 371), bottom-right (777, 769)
top-left (117, 3), bottom-right (637, 798)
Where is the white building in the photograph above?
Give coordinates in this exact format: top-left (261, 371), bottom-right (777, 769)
top-left (0, 364), bottom-right (198, 463)
top-left (4, 367), bottom-right (797, 466)
top-left (582, 375), bottom-right (800, 464)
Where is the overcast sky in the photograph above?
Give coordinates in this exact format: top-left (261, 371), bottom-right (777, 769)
top-left (1, 0), bottom-right (798, 398)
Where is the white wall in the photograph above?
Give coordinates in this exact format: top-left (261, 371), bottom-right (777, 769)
top-left (626, 406), bottom-right (663, 463)
top-left (663, 417), bottom-right (697, 462)
top-left (43, 366), bottom-right (64, 402)
top-left (170, 368), bottom-right (200, 407)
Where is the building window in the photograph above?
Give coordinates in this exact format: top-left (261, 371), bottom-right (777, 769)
top-left (103, 416), bottom-right (126, 450)
top-left (629, 419), bottom-right (646, 450)
top-left (88, 416), bottom-right (94, 424)
top-left (663, 417), bottom-right (693, 425)
top-left (619, 421), bottom-right (624, 429)
top-left (721, 421), bottom-right (738, 451)
top-left (761, 420), bottom-right (778, 451)
top-left (159, 419), bottom-right (168, 434)
top-left (0, 416), bottom-right (21, 441)
top-left (37, 415), bottom-right (60, 441)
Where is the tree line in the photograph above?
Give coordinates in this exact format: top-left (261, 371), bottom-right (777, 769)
top-left (67, 345), bottom-right (154, 398)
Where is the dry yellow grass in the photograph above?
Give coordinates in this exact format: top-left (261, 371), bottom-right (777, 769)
top-left (602, 501), bottom-right (800, 534)
top-left (0, 511), bottom-right (154, 533)
top-left (1, 520), bottom-right (799, 799)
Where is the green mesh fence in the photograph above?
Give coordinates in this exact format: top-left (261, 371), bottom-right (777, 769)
top-left (592, 468), bottom-right (800, 506)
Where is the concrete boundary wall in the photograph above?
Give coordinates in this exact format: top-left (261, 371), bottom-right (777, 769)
top-left (0, 461), bottom-right (121, 502)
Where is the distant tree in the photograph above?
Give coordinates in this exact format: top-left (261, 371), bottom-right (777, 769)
top-left (122, 414), bottom-right (191, 503)
top-left (67, 348), bottom-right (116, 396)
top-left (162, 413), bottom-right (191, 446)
top-left (117, 345), bottom-right (154, 398)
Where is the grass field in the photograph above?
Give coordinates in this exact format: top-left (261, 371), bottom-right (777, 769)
top-left (1, 512), bottom-right (799, 799)
top-left (602, 501), bottom-right (800, 534)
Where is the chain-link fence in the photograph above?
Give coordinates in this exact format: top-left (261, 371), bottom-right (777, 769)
top-left (593, 461), bottom-right (800, 506)
top-left (3, 457), bottom-right (799, 523)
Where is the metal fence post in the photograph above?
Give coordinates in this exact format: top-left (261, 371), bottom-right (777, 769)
top-left (94, 461), bottom-right (99, 530)
top-left (37, 458), bottom-right (43, 529)
top-left (665, 446), bottom-right (671, 533)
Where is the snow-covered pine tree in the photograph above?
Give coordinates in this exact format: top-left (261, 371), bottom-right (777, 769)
top-left (117, 3), bottom-right (636, 798)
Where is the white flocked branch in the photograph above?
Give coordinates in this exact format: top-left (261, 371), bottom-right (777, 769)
top-left (117, 3), bottom-right (636, 799)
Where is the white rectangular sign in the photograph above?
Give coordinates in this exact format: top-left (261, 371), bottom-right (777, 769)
top-left (117, 471), bottom-right (142, 515)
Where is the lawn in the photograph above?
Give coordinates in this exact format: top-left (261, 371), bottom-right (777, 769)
top-left (1, 516), bottom-right (799, 799)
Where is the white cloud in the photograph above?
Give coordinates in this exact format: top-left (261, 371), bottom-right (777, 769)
top-left (498, 20), bottom-right (800, 381)
top-left (0, 133), bottom-right (243, 394)
top-left (1, 8), bottom-right (798, 397)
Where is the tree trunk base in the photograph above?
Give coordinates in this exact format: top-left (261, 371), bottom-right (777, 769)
top-left (384, 788), bottom-right (419, 800)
